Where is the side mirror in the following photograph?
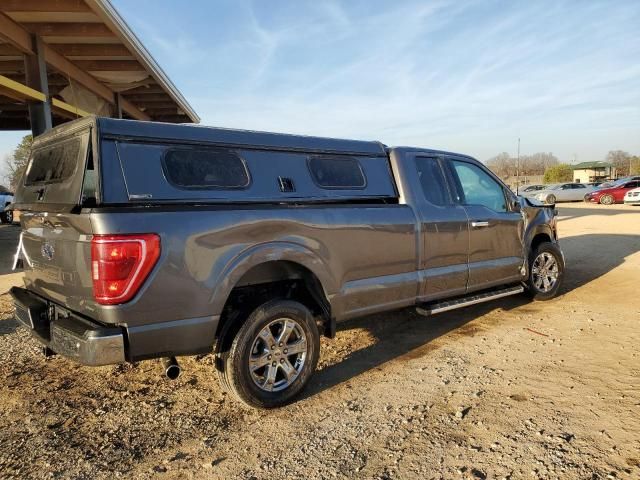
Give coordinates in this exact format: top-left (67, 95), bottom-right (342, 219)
top-left (511, 197), bottom-right (521, 212)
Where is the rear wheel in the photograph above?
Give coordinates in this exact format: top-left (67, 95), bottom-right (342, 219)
top-left (217, 299), bottom-right (320, 408)
top-left (0, 210), bottom-right (12, 224)
top-left (600, 194), bottom-right (614, 205)
top-left (526, 242), bottom-right (564, 300)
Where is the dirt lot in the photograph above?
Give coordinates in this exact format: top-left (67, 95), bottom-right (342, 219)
top-left (0, 203), bottom-right (639, 480)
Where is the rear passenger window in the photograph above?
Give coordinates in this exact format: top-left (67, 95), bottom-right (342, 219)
top-left (415, 157), bottom-right (450, 206)
top-left (25, 138), bottom-right (81, 185)
top-left (162, 148), bottom-right (250, 189)
top-left (308, 156), bottom-right (366, 188)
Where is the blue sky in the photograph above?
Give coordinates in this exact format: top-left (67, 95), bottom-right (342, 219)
top-left (2, 0), bottom-right (639, 181)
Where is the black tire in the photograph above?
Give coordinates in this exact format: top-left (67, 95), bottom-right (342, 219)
top-left (0, 210), bottom-right (11, 224)
top-left (600, 194), bottom-right (614, 205)
top-left (217, 299), bottom-right (320, 408)
top-left (546, 194), bottom-right (556, 204)
top-left (526, 242), bottom-right (564, 301)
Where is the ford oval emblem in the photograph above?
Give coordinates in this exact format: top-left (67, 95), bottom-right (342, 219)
top-left (41, 242), bottom-right (55, 261)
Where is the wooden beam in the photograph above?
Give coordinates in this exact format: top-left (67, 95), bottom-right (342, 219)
top-left (51, 97), bottom-right (90, 118)
top-left (0, 44), bottom-right (22, 56)
top-left (119, 96), bottom-right (150, 121)
top-left (43, 43), bottom-right (113, 102)
top-left (22, 23), bottom-right (114, 38)
top-left (50, 43), bottom-right (130, 57)
top-left (44, 44), bottom-right (148, 120)
top-left (0, 13), bottom-right (33, 54)
top-left (121, 94), bottom-right (173, 103)
top-left (0, 0), bottom-right (90, 12)
top-left (120, 84), bottom-right (165, 95)
top-left (0, 60), bottom-right (24, 73)
top-left (143, 108), bottom-right (181, 116)
top-left (72, 60), bottom-right (144, 71)
top-left (0, 74), bottom-right (46, 102)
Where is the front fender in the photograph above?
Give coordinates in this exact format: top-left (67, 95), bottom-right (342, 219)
top-left (209, 241), bottom-right (337, 316)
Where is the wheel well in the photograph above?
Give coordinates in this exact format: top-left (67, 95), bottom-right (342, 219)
top-left (530, 233), bottom-right (552, 254)
top-left (215, 261), bottom-right (332, 354)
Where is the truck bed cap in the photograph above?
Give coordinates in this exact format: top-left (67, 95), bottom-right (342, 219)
top-left (97, 117), bottom-right (386, 156)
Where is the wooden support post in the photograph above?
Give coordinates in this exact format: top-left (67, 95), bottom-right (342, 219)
top-left (115, 92), bottom-right (123, 118)
top-left (24, 35), bottom-right (51, 136)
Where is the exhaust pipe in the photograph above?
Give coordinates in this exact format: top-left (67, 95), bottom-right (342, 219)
top-left (162, 357), bottom-right (181, 380)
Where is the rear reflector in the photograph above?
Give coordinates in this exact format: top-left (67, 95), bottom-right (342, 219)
top-left (91, 234), bottom-right (160, 305)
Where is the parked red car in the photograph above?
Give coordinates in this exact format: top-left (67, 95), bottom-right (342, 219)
top-left (584, 180), bottom-right (640, 204)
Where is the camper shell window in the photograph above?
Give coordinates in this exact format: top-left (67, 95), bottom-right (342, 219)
top-left (162, 147), bottom-right (250, 189)
top-left (308, 156), bottom-right (366, 189)
top-left (25, 138), bottom-right (81, 185)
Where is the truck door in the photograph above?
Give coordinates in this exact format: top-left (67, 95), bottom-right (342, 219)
top-left (444, 156), bottom-right (525, 291)
top-left (408, 155), bottom-right (470, 301)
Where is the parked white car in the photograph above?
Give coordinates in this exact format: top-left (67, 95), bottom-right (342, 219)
top-left (624, 187), bottom-right (640, 205)
top-left (0, 191), bottom-right (14, 223)
top-left (522, 183), bottom-right (596, 204)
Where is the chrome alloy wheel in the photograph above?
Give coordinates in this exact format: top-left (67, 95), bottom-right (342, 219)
top-left (249, 318), bottom-right (308, 392)
top-left (531, 252), bottom-right (559, 293)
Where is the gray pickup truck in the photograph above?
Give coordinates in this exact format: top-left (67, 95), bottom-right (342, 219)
top-left (10, 117), bottom-right (563, 408)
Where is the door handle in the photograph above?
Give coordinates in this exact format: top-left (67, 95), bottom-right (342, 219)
top-left (471, 221), bottom-right (490, 228)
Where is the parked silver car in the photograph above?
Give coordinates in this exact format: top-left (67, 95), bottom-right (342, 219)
top-left (523, 183), bottom-right (596, 204)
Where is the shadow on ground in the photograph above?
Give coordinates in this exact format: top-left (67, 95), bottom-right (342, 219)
top-left (0, 224), bottom-right (20, 275)
top-left (0, 316), bottom-right (18, 337)
top-left (560, 233), bottom-right (640, 292)
top-left (557, 204), bottom-right (639, 221)
top-left (303, 232), bottom-right (640, 400)
top-left (304, 294), bottom-right (529, 400)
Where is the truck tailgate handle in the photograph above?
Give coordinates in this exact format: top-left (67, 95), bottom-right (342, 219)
top-left (471, 221), bottom-right (490, 228)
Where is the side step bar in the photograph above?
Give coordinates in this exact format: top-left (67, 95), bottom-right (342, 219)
top-left (416, 285), bottom-right (524, 316)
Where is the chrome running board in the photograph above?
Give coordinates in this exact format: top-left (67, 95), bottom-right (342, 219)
top-left (416, 285), bottom-right (524, 316)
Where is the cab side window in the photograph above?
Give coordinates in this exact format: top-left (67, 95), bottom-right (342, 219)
top-left (451, 160), bottom-right (507, 212)
top-left (415, 157), bottom-right (450, 206)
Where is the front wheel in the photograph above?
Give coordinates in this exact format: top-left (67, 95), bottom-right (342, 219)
top-left (217, 299), bottom-right (320, 408)
top-left (600, 194), bottom-right (614, 205)
top-left (546, 194), bottom-right (556, 204)
top-left (526, 242), bottom-right (564, 300)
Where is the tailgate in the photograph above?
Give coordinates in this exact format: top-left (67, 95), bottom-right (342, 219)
top-left (19, 212), bottom-right (95, 315)
top-left (13, 122), bottom-right (98, 316)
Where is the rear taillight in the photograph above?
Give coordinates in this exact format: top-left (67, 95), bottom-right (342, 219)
top-left (91, 234), bottom-right (160, 305)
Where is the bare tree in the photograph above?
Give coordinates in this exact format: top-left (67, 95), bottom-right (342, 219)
top-left (606, 150), bottom-right (632, 177)
top-left (486, 152), bottom-right (558, 178)
top-left (3, 134), bottom-right (33, 190)
top-left (521, 152), bottom-right (558, 176)
top-left (485, 152), bottom-right (515, 178)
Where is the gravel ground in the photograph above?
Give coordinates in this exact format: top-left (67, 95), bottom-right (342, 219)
top-left (0, 204), bottom-right (639, 479)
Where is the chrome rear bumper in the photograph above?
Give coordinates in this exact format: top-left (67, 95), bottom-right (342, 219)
top-left (10, 286), bottom-right (125, 366)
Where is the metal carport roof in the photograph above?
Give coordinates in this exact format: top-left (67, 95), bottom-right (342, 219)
top-left (0, 0), bottom-right (199, 134)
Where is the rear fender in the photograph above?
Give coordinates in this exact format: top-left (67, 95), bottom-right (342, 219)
top-left (209, 241), bottom-right (337, 316)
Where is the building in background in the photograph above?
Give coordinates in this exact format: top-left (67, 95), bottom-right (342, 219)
top-left (572, 161), bottom-right (617, 183)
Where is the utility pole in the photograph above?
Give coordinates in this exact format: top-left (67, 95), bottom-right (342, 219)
top-left (516, 137), bottom-right (520, 192)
